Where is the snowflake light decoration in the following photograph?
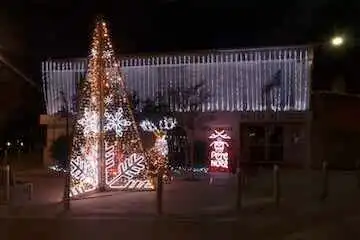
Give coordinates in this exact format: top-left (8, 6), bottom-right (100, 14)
top-left (91, 49), bottom-right (97, 57)
top-left (78, 108), bottom-right (100, 136)
top-left (103, 50), bottom-right (112, 58)
top-left (104, 95), bottom-right (113, 105)
top-left (70, 144), bottom-right (99, 197)
top-left (104, 108), bottom-right (132, 137)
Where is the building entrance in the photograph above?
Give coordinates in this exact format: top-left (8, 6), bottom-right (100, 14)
top-left (240, 123), bottom-right (284, 165)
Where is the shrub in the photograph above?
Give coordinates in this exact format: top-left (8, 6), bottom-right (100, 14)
top-left (49, 135), bottom-right (70, 169)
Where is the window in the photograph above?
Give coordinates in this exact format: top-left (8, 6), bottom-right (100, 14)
top-left (268, 126), bottom-right (283, 145)
top-left (242, 124), bottom-right (284, 163)
top-left (248, 126), bottom-right (265, 146)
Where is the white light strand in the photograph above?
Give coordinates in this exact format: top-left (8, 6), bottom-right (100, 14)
top-left (44, 48), bottom-right (312, 115)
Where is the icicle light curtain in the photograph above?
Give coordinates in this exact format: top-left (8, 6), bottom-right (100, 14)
top-left (42, 46), bottom-right (312, 115)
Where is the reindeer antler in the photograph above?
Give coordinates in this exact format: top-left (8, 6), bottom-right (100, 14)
top-left (159, 117), bottom-right (177, 131)
top-left (140, 119), bottom-right (159, 132)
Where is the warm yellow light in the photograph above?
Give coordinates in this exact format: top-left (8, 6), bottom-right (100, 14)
top-left (331, 36), bottom-right (344, 47)
top-left (69, 18), bottom-right (154, 197)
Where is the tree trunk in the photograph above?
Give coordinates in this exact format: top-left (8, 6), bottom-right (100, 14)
top-left (185, 128), bottom-right (195, 168)
top-left (185, 128), bottom-right (196, 181)
top-left (63, 112), bottom-right (70, 210)
top-left (189, 131), bottom-right (195, 168)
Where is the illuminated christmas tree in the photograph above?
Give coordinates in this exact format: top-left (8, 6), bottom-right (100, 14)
top-left (69, 18), bottom-right (154, 197)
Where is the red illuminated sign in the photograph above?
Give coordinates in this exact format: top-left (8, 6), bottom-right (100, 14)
top-left (208, 129), bottom-right (231, 172)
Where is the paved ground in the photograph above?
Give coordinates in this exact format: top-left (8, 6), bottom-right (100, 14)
top-left (1, 202), bottom-right (360, 240)
top-left (1, 167), bottom-right (360, 239)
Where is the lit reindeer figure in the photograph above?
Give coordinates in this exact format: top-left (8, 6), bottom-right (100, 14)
top-left (140, 117), bottom-right (177, 168)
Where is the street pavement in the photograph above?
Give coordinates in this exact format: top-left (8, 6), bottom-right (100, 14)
top-left (0, 169), bottom-right (360, 239)
top-left (1, 202), bottom-right (360, 240)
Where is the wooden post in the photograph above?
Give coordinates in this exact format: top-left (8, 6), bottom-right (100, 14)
top-left (236, 167), bottom-right (243, 211)
top-left (156, 169), bottom-right (164, 215)
top-left (320, 161), bottom-right (328, 201)
top-left (273, 164), bottom-right (280, 207)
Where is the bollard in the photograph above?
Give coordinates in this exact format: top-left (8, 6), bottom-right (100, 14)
top-left (356, 160), bottom-right (360, 190)
top-left (27, 183), bottom-right (33, 200)
top-left (156, 169), bottom-right (164, 215)
top-left (273, 164), bottom-right (280, 207)
top-left (236, 167), bottom-right (243, 211)
top-left (320, 161), bottom-right (328, 201)
top-left (3, 165), bottom-right (10, 203)
top-left (4, 149), bottom-right (8, 164)
top-left (17, 149), bottom-right (21, 162)
top-left (209, 176), bottom-right (213, 185)
top-left (63, 170), bottom-right (71, 211)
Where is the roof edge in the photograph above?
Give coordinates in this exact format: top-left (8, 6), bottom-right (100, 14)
top-left (42, 44), bottom-right (313, 63)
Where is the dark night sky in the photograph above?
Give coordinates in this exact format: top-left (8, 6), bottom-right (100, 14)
top-left (1, 0), bottom-right (360, 140)
top-left (13, 0), bottom-right (360, 87)
top-left (12, 0), bottom-right (358, 55)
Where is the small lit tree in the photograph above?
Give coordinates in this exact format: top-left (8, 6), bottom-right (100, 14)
top-left (138, 82), bottom-right (210, 170)
top-left (166, 83), bottom-right (210, 169)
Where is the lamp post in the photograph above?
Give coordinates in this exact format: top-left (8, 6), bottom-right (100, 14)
top-left (59, 91), bottom-right (71, 211)
top-left (330, 36), bottom-right (345, 47)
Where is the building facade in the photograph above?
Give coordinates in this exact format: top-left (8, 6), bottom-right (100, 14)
top-left (40, 46), bottom-right (312, 168)
top-left (312, 92), bottom-right (360, 169)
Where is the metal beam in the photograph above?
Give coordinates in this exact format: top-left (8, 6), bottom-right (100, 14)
top-left (0, 54), bottom-right (37, 89)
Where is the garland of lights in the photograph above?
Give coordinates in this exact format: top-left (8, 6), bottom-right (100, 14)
top-left (69, 19), bottom-right (154, 198)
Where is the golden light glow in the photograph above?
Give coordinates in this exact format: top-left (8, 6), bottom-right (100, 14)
top-left (331, 36), bottom-right (344, 47)
top-left (69, 18), bottom-right (154, 197)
